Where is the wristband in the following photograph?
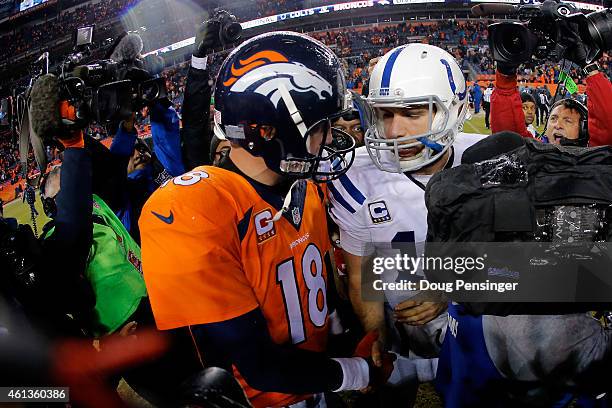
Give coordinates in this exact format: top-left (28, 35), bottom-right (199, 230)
top-left (331, 357), bottom-right (369, 391)
top-left (191, 55), bottom-right (208, 71)
top-left (583, 62), bottom-right (600, 76)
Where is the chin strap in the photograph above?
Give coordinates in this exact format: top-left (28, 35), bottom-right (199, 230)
top-left (416, 137), bottom-right (444, 153)
top-left (271, 179), bottom-right (302, 223)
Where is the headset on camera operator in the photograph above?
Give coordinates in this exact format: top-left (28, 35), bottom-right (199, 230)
top-left (181, 9), bottom-right (242, 169)
top-left (482, 0), bottom-right (612, 147)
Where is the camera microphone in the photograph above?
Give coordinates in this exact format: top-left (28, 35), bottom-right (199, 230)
top-left (471, 3), bottom-right (518, 17)
top-left (30, 74), bottom-right (61, 141)
top-left (108, 32), bottom-right (144, 63)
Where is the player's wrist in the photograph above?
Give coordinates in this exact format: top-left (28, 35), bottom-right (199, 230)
top-left (331, 357), bottom-right (369, 391)
top-left (495, 70), bottom-right (517, 90)
top-left (59, 130), bottom-right (85, 149)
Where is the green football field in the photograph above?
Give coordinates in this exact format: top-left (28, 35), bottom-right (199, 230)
top-left (3, 191), bottom-right (51, 233)
top-left (463, 110), bottom-right (490, 135)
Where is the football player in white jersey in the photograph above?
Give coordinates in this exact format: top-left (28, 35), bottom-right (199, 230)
top-left (328, 44), bottom-right (485, 368)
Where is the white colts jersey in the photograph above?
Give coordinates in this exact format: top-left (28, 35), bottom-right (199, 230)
top-left (329, 133), bottom-right (485, 357)
top-left (328, 133), bottom-right (485, 307)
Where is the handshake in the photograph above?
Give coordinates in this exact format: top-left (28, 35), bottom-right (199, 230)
top-left (354, 331), bottom-right (397, 391)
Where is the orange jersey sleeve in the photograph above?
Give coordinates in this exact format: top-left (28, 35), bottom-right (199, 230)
top-left (139, 168), bottom-right (259, 330)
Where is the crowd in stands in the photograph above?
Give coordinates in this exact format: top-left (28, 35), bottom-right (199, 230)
top-left (310, 20), bottom-right (492, 92)
top-left (0, 0), bottom-right (309, 64)
top-left (311, 22), bottom-right (612, 90)
top-left (162, 62), bottom-right (189, 113)
top-left (2, 0), bottom-right (610, 95)
top-left (0, 0), bottom-right (608, 66)
top-left (0, 133), bottom-right (39, 199)
top-left (2, 11), bottom-right (611, 201)
top-left (0, 136), bottom-right (20, 185)
top-left (0, 0), bottom-right (139, 62)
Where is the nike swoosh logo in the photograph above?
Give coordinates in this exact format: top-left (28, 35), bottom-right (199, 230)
top-left (152, 210), bottom-right (174, 224)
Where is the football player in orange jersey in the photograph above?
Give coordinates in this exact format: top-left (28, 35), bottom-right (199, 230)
top-left (139, 31), bottom-right (396, 408)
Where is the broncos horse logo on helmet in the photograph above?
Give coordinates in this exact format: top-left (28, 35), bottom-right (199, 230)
top-left (226, 59), bottom-right (333, 109)
top-left (222, 51), bottom-right (289, 87)
top-left (214, 31), bottom-right (356, 181)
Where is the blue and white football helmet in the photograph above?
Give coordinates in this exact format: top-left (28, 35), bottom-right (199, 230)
top-left (365, 44), bottom-right (469, 173)
top-left (213, 31), bottom-right (355, 181)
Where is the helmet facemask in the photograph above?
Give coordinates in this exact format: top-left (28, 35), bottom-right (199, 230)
top-left (214, 104), bottom-right (356, 182)
top-left (280, 109), bottom-right (356, 182)
top-left (365, 94), bottom-right (467, 173)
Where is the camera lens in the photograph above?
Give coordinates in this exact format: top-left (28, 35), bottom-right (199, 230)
top-left (489, 22), bottom-right (537, 64)
top-left (584, 9), bottom-right (612, 55)
top-left (502, 33), bottom-right (526, 55)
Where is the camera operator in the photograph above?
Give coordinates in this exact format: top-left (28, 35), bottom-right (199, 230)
top-left (489, 5), bottom-right (612, 146)
top-left (491, 61), bottom-right (612, 146)
top-left (181, 10), bottom-right (241, 169)
top-left (32, 98), bottom-right (201, 405)
top-left (35, 98), bottom-right (147, 339)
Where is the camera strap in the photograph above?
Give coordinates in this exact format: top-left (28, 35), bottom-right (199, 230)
top-left (19, 100), bottom-right (48, 178)
top-left (18, 101), bottom-right (30, 179)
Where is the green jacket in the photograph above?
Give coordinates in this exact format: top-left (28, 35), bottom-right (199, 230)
top-left (44, 194), bottom-right (147, 336)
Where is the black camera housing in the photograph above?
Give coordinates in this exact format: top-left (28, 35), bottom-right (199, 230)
top-left (58, 29), bottom-right (168, 125)
top-left (0, 218), bottom-right (45, 309)
top-left (90, 76), bottom-right (166, 123)
top-left (489, 1), bottom-right (612, 65)
top-left (210, 9), bottom-right (242, 45)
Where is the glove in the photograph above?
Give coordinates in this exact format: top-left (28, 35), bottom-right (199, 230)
top-left (496, 61), bottom-right (519, 76)
top-left (58, 101), bottom-right (84, 148)
top-left (354, 331), bottom-right (396, 388)
top-left (194, 17), bottom-right (222, 58)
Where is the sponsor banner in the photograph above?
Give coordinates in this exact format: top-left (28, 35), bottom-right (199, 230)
top-left (241, 0), bottom-right (400, 30)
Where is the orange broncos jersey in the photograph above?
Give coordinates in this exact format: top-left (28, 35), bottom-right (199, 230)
top-left (139, 166), bottom-right (333, 408)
